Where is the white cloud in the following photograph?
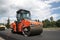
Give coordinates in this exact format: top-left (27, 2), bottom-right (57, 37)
top-left (0, 17), bottom-right (16, 24)
top-left (0, 17), bottom-right (7, 24)
top-left (44, 0), bottom-right (60, 3)
top-left (46, 14), bottom-right (59, 21)
top-left (0, 0), bottom-right (60, 23)
top-left (51, 7), bottom-right (60, 10)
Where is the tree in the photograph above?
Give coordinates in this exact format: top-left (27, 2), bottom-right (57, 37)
top-left (56, 19), bottom-right (60, 27)
top-left (42, 19), bottom-right (51, 28)
top-left (6, 18), bottom-right (10, 28)
top-left (50, 16), bottom-right (56, 27)
top-left (50, 16), bottom-right (53, 22)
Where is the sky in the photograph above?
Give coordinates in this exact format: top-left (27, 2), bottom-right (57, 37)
top-left (0, 0), bottom-right (60, 23)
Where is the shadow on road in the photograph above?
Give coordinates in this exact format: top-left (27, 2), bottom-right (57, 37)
top-left (16, 32), bottom-right (41, 37)
top-left (0, 32), bottom-right (17, 40)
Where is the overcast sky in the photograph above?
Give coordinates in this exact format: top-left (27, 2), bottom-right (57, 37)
top-left (0, 0), bottom-right (60, 23)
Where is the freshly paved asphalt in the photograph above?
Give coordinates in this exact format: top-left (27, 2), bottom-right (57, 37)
top-left (0, 29), bottom-right (60, 40)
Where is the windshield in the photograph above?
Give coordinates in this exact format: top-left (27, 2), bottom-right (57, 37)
top-left (22, 13), bottom-right (30, 19)
top-left (17, 12), bottom-right (30, 21)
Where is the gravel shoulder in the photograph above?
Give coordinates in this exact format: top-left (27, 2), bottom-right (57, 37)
top-left (43, 28), bottom-right (60, 31)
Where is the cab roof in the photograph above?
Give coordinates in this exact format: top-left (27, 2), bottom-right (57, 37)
top-left (17, 9), bottom-right (30, 14)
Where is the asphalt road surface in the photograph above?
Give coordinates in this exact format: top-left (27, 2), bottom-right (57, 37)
top-left (0, 29), bottom-right (60, 40)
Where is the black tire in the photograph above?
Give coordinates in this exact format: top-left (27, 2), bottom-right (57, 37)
top-left (22, 27), bottom-right (30, 37)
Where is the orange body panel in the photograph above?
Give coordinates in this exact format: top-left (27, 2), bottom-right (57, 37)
top-left (11, 19), bottom-right (30, 32)
top-left (11, 22), bottom-right (16, 32)
top-left (10, 19), bottom-right (42, 32)
top-left (18, 19), bottom-right (30, 32)
top-left (18, 23), bottom-right (23, 32)
top-left (21, 19), bottom-right (30, 27)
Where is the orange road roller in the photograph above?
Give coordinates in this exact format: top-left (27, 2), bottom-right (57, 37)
top-left (10, 9), bottom-right (43, 36)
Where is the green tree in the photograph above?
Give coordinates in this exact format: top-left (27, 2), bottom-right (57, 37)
top-left (42, 19), bottom-right (51, 28)
top-left (56, 19), bottom-right (60, 27)
top-left (6, 18), bottom-right (10, 28)
top-left (50, 16), bottom-right (53, 22)
top-left (50, 16), bottom-right (56, 27)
